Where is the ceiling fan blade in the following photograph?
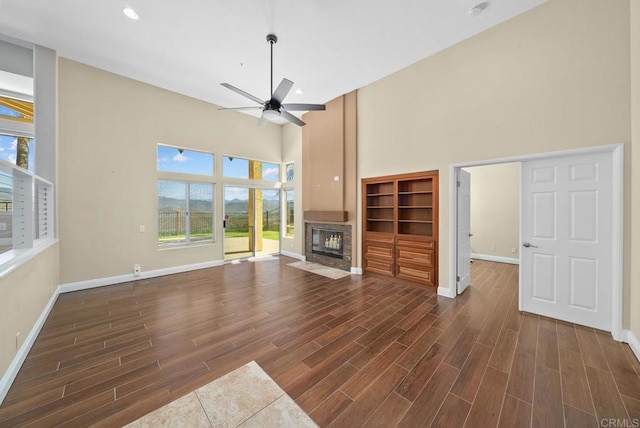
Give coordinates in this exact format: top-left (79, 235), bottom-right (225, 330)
top-left (280, 110), bottom-right (306, 127)
top-left (271, 78), bottom-right (293, 104)
top-left (218, 106), bottom-right (263, 111)
top-left (221, 83), bottom-right (264, 105)
top-left (282, 103), bottom-right (326, 111)
top-left (257, 115), bottom-right (268, 128)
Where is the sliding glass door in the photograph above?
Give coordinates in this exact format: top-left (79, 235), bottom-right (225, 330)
top-left (224, 186), bottom-right (280, 260)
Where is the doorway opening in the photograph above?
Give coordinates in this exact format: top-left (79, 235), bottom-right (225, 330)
top-left (450, 144), bottom-right (623, 340)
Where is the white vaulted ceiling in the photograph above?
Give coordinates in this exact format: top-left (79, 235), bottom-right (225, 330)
top-left (0, 0), bottom-right (547, 120)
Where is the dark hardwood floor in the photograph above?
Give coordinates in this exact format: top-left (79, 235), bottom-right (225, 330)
top-left (1, 257), bottom-right (639, 427)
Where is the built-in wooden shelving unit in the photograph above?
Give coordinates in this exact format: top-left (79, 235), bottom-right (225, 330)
top-left (362, 171), bottom-right (439, 286)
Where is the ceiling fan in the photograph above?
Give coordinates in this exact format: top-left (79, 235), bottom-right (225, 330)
top-left (220, 34), bottom-right (325, 127)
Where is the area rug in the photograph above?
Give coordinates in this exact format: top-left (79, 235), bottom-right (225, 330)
top-left (287, 260), bottom-right (351, 279)
top-left (125, 361), bottom-right (317, 427)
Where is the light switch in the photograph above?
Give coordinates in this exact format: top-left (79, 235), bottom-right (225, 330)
top-left (139, 225), bottom-right (146, 233)
top-left (334, 176), bottom-right (340, 181)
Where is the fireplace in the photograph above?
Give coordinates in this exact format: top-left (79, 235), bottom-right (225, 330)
top-left (312, 229), bottom-right (344, 259)
top-left (305, 222), bottom-right (352, 271)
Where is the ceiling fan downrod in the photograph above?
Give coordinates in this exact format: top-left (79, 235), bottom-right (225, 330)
top-left (266, 34), bottom-right (277, 98)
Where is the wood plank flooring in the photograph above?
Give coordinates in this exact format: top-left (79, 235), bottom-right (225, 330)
top-left (1, 258), bottom-right (639, 427)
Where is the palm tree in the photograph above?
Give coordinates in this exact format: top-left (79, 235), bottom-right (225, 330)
top-left (16, 137), bottom-right (29, 169)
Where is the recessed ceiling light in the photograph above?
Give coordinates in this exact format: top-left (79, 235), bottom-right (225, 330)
top-left (295, 89), bottom-right (304, 95)
top-left (123, 7), bottom-right (139, 20)
top-left (469, 2), bottom-right (489, 17)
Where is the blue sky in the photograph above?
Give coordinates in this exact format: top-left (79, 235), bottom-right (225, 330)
top-left (157, 145), bottom-right (213, 175)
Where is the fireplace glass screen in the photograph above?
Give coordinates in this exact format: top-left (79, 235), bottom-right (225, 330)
top-left (312, 228), bottom-right (344, 259)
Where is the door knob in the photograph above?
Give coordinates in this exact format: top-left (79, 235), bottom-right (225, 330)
top-left (469, 233), bottom-right (473, 237)
top-left (522, 242), bottom-right (539, 248)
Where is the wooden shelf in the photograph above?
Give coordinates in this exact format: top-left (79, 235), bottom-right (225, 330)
top-left (362, 171), bottom-right (439, 286)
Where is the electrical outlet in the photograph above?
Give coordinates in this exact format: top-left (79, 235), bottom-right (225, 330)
top-left (133, 264), bottom-right (141, 276)
top-left (511, 247), bottom-right (517, 254)
top-left (139, 225), bottom-right (145, 233)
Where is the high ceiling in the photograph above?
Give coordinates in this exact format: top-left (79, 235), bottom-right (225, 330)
top-left (0, 0), bottom-right (547, 122)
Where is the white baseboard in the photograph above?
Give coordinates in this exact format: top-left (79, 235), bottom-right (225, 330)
top-left (280, 251), bottom-right (305, 261)
top-left (471, 253), bottom-right (520, 265)
top-left (0, 287), bottom-right (60, 404)
top-left (438, 286), bottom-right (456, 298)
top-left (623, 329), bottom-right (640, 363)
top-left (350, 267), bottom-right (363, 275)
top-left (59, 260), bottom-right (224, 293)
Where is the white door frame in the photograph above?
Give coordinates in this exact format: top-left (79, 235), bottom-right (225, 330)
top-left (449, 143), bottom-right (623, 341)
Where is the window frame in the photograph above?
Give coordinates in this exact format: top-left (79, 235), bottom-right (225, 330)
top-left (157, 179), bottom-right (215, 248)
top-left (156, 144), bottom-right (217, 249)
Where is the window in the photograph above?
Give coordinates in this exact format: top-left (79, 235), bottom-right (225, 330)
top-left (157, 144), bottom-right (215, 247)
top-left (262, 162), bottom-right (280, 182)
top-left (158, 180), bottom-right (213, 246)
top-left (0, 134), bottom-right (34, 172)
top-left (157, 145), bottom-right (214, 176)
top-left (285, 189), bottom-right (294, 237)
top-left (285, 163), bottom-right (294, 182)
top-left (223, 156), bottom-right (280, 181)
top-left (0, 41), bottom-right (56, 273)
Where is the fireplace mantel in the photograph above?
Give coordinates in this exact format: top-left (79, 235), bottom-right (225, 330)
top-left (304, 211), bottom-right (348, 223)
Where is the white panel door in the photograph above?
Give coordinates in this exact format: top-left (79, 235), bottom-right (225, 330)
top-left (520, 152), bottom-right (612, 330)
top-left (457, 169), bottom-right (471, 294)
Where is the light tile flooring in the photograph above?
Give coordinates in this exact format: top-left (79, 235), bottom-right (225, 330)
top-left (126, 361), bottom-right (318, 428)
top-left (287, 261), bottom-right (351, 279)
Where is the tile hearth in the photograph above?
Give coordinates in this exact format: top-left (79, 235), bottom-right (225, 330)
top-left (126, 361), bottom-right (317, 427)
top-left (287, 261), bottom-right (352, 280)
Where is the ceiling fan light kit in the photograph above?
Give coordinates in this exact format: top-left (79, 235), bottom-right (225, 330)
top-left (220, 34), bottom-right (326, 127)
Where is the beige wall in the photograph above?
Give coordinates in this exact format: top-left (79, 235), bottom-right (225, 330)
top-left (631, 2), bottom-right (640, 338)
top-left (0, 243), bottom-right (59, 374)
top-left (58, 59), bottom-right (282, 284)
top-left (465, 163), bottom-right (520, 260)
top-left (302, 96), bottom-right (345, 212)
top-left (281, 123), bottom-right (303, 255)
top-left (357, 0), bottom-right (633, 327)
top-left (302, 92), bottom-right (358, 265)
